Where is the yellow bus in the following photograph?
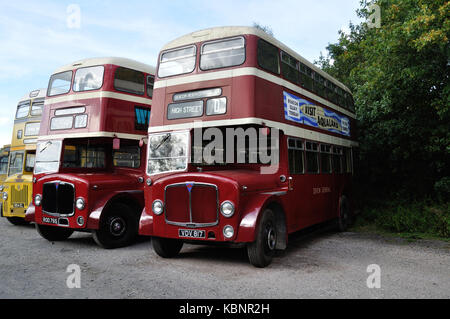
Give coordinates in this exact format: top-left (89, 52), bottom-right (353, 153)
top-left (1, 89), bottom-right (45, 225)
top-left (0, 145), bottom-right (10, 185)
top-left (0, 145), bottom-right (10, 219)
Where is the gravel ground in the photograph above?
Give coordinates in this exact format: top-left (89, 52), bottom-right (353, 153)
top-left (0, 218), bottom-right (449, 299)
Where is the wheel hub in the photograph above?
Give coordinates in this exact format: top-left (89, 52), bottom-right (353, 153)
top-left (109, 217), bottom-right (126, 237)
top-left (266, 225), bottom-right (276, 251)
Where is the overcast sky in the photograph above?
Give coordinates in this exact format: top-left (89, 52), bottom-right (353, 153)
top-left (0, 0), bottom-right (363, 146)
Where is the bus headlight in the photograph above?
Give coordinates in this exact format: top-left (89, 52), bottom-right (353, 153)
top-left (152, 200), bottom-right (164, 215)
top-left (223, 225), bottom-right (234, 239)
top-left (76, 198), bottom-right (85, 210)
top-left (2, 192), bottom-right (8, 201)
top-left (35, 194), bottom-right (42, 206)
top-left (220, 201), bottom-right (235, 218)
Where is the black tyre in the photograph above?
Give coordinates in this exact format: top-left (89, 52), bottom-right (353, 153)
top-left (7, 217), bottom-right (29, 226)
top-left (36, 224), bottom-right (74, 241)
top-left (337, 196), bottom-right (350, 232)
top-left (152, 237), bottom-right (183, 258)
top-left (247, 209), bottom-right (277, 268)
top-left (92, 203), bottom-right (139, 249)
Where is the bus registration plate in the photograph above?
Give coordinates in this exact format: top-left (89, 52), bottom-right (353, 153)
top-left (178, 229), bottom-right (206, 239)
top-left (42, 216), bottom-right (58, 225)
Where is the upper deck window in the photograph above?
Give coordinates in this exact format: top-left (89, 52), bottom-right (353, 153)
top-left (281, 51), bottom-right (300, 84)
top-left (158, 45), bottom-right (196, 78)
top-left (114, 67), bottom-right (145, 95)
top-left (73, 66), bottom-right (104, 92)
top-left (16, 101), bottom-right (30, 119)
top-left (257, 39), bottom-right (279, 74)
top-left (200, 37), bottom-right (245, 70)
top-left (299, 62), bottom-right (313, 91)
top-left (30, 99), bottom-right (44, 116)
top-left (48, 71), bottom-right (73, 96)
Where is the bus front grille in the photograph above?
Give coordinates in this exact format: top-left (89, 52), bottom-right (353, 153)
top-left (42, 182), bottom-right (75, 216)
top-left (164, 182), bottom-right (219, 227)
top-left (11, 185), bottom-right (28, 205)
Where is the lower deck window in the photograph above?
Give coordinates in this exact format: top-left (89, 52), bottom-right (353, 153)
top-left (288, 137), bottom-right (304, 174)
top-left (63, 145), bottom-right (105, 168)
top-left (343, 148), bottom-right (353, 173)
top-left (113, 146), bottom-right (140, 168)
top-left (305, 141), bottom-right (319, 173)
top-left (320, 144), bottom-right (332, 174)
top-left (332, 146), bottom-right (343, 173)
top-left (25, 153), bottom-right (35, 172)
top-left (8, 151), bottom-right (24, 176)
top-left (191, 126), bottom-right (279, 166)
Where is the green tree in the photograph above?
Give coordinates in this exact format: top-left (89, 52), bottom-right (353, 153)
top-left (317, 0), bottom-right (450, 202)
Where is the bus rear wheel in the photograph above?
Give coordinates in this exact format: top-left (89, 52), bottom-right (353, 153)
top-left (247, 209), bottom-right (277, 268)
top-left (36, 224), bottom-right (74, 241)
top-left (93, 203), bottom-right (138, 249)
top-left (7, 217), bottom-right (29, 226)
top-left (152, 237), bottom-right (183, 258)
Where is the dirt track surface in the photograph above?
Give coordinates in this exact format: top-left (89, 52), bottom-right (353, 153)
top-left (0, 218), bottom-right (449, 299)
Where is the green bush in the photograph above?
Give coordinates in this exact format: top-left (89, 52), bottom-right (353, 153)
top-left (356, 201), bottom-right (450, 238)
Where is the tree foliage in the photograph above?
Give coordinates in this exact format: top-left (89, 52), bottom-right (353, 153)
top-left (317, 0), bottom-right (450, 202)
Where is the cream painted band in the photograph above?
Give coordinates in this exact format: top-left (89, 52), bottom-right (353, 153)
top-left (154, 67), bottom-right (355, 119)
top-left (38, 131), bottom-right (146, 141)
top-left (148, 117), bottom-right (359, 148)
top-left (45, 91), bottom-right (152, 106)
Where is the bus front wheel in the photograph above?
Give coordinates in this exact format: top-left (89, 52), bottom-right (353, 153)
top-left (36, 224), bottom-right (74, 241)
top-left (152, 237), bottom-right (183, 258)
top-left (247, 209), bottom-right (277, 268)
top-left (93, 203), bottom-right (138, 249)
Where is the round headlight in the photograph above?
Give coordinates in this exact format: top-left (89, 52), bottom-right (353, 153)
top-left (34, 194), bottom-right (42, 206)
top-left (220, 201), bottom-right (235, 218)
top-left (223, 225), bottom-right (234, 239)
top-left (2, 192), bottom-right (8, 201)
top-left (146, 178), bottom-right (152, 186)
top-left (76, 198), bottom-right (85, 210)
top-left (152, 200), bottom-right (164, 215)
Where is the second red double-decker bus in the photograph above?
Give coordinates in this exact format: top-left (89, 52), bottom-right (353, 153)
top-left (139, 27), bottom-right (358, 267)
top-left (27, 57), bottom-right (155, 248)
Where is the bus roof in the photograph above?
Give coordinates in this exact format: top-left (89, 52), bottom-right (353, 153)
top-left (53, 57), bottom-right (156, 75)
top-left (161, 26), bottom-right (351, 94)
top-left (18, 88), bottom-right (46, 103)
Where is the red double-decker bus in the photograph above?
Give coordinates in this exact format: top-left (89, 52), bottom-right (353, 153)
top-left (26, 57), bottom-right (155, 248)
top-left (139, 27), bottom-right (358, 267)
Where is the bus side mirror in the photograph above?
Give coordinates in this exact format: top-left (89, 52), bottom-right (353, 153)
top-left (113, 138), bottom-right (120, 150)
